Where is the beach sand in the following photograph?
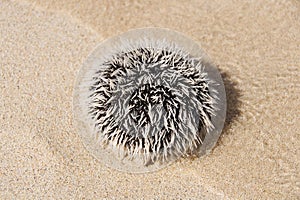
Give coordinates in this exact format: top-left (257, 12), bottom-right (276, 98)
top-left (1, 0), bottom-right (299, 199)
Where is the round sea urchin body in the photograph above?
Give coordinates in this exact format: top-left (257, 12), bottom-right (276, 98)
top-left (73, 28), bottom-right (226, 173)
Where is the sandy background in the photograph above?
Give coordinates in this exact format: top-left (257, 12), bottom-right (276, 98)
top-left (1, 0), bottom-right (299, 199)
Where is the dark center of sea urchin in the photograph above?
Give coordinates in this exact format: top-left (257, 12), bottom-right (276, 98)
top-left (88, 47), bottom-right (216, 164)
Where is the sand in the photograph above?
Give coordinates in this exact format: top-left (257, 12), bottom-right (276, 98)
top-left (1, 0), bottom-right (299, 199)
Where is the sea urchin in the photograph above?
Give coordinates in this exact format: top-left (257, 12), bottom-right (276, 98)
top-left (73, 28), bottom-right (226, 173)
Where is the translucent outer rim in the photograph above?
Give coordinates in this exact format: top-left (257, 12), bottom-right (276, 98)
top-left (73, 27), bottom-right (226, 173)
